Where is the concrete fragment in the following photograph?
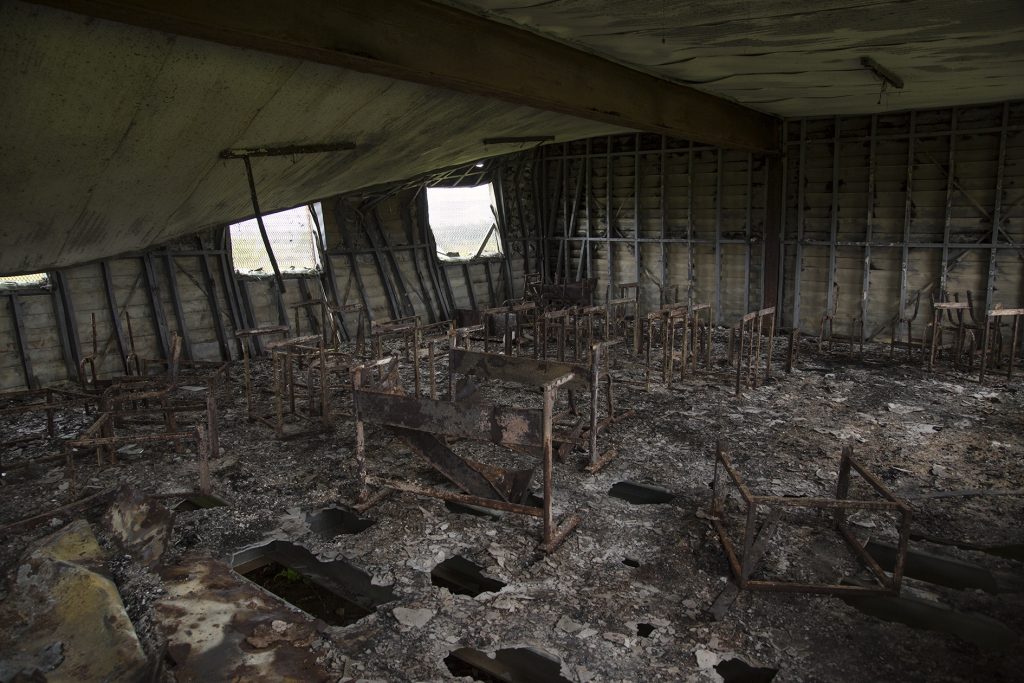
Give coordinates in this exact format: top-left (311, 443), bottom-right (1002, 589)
top-left (392, 607), bottom-right (435, 628)
top-left (0, 520), bottom-right (148, 683)
top-left (556, 615), bottom-right (584, 634)
top-left (105, 486), bottom-right (174, 568)
top-left (603, 631), bottom-right (630, 646)
top-left (155, 556), bottom-right (330, 681)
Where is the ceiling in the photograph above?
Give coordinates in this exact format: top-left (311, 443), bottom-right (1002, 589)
top-left (448, 0), bottom-right (1024, 117)
top-left (0, 1), bottom-right (624, 274)
top-left (2, 0), bottom-right (1022, 273)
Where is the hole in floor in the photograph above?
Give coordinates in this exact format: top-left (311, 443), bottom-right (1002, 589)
top-left (431, 555), bottom-right (506, 597)
top-left (636, 623), bottom-right (655, 637)
top-left (305, 507), bottom-right (374, 536)
top-left (714, 658), bottom-right (778, 683)
top-left (865, 539), bottom-right (999, 593)
top-left (841, 588), bottom-right (1015, 651)
top-left (622, 557), bottom-right (641, 568)
top-left (444, 647), bottom-right (570, 683)
top-left (174, 493), bottom-right (228, 512)
top-left (979, 543), bottom-right (1024, 562)
top-left (232, 540), bottom-right (394, 627)
top-left (608, 481), bottom-right (674, 505)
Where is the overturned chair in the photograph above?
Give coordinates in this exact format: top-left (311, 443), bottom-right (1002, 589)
top-left (350, 357), bottom-right (581, 553)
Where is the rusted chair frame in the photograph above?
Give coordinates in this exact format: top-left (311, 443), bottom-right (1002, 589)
top-left (449, 323), bottom-right (485, 352)
top-left (506, 301), bottom-right (539, 357)
top-left (611, 282), bottom-right (642, 353)
top-left (122, 310), bottom-right (142, 376)
top-left (411, 320), bottom-right (454, 399)
top-left (371, 316), bottom-right (420, 361)
top-left (101, 335), bottom-right (187, 452)
top-left (667, 303), bottom-right (712, 388)
top-left (328, 303), bottom-right (368, 356)
top-left (643, 303), bottom-right (687, 390)
top-left (290, 298), bottom-right (328, 342)
top-left (523, 272), bottom-right (543, 303)
top-left (889, 291), bottom-right (924, 361)
top-left (710, 442), bottom-right (911, 596)
top-left (732, 307), bottom-right (776, 396)
top-left (479, 305), bottom-right (521, 356)
top-left (606, 296), bottom-right (641, 354)
top-left (928, 301), bottom-right (978, 372)
top-left (536, 308), bottom-right (571, 361)
top-left (980, 307), bottom-right (1024, 381)
top-left (294, 300), bottom-right (366, 350)
top-left (66, 415), bottom-right (211, 493)
top-left (266, 335), bottom-right (330, 438)
top-left (534, 278), bottom-right (596, 309)
top-left (818, 283), bottom-right (840, 353)
top-left (70, 345), bottom-right (215, 470)
top-left (235, 325), bottom-right (290, 420)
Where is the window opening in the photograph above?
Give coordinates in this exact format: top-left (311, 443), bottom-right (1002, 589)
top-left (426, 184), bottom-right (502, 262)
top-left (229, 204), bottom-right (321, 276)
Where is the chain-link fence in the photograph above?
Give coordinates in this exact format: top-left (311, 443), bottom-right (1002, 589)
top-left (230, 206), bottom-right (320, 275)
top-left (427, 185), bottom-right (503, 262)
top-left (0, 272), bottom-right (48, 289)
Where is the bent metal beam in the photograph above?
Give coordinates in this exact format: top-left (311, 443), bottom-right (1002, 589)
top-left (25, 0), bottom-right (780, 152)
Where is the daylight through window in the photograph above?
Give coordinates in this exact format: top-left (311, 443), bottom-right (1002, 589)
top-left (229, 205), bottom-right (321, 276)
top-left (426, 184), bottom-right (502, 262)
top-left (0, 272), bottom-right (48, 289)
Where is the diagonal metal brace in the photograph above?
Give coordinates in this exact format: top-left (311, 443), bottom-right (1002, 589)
top-left (398, 429), bottom-right (534, 504)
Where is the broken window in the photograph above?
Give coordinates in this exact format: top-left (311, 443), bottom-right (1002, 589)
top-left (0, 272), bottom-right (48, 290)
top-left (426, 184), bottom-right (502, 262)
top-left (229, 205), bottom-right (322, 277)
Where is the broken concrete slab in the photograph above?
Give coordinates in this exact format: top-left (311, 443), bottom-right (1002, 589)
top-left (23, 517), bottom-right (105, 568)
top-left (105, 486), bottom-right (174, 568)
top-left (154, 556), bottom-right (332, 682)
top-left (0, 520), bottom-right (148, 683)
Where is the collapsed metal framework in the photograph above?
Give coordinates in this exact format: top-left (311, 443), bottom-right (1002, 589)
top-left (711, 442), bottom-right (911, 596)
top-left (448, 343), bottom-right (632, 473)
top-left (351, 357), bottom-right (581, 552)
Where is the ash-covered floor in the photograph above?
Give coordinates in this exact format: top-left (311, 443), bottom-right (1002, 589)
top-left (1, 336), bottom-right (1022, 682)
